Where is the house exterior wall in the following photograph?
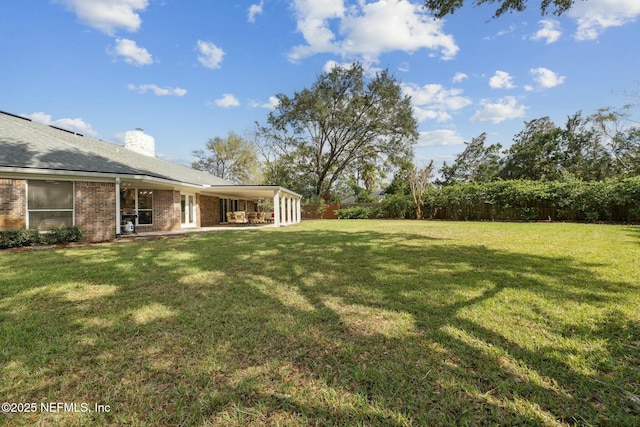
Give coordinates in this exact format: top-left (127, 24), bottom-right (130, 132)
top-left (138, 189), bottom-right (181, 233)
top-left (75, 181), bottom-right (116, 242)
top-left (0, 179), bottom-right (26, 229)
top-left (1, 176), bottom-right (279, 244)
top-left (199, 195), bottom-right (219, 226)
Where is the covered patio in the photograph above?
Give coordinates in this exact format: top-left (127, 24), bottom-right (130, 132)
top-left (201, 185), bottom-right (302, 227)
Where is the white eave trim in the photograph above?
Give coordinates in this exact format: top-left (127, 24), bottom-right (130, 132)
top-left (0, 167), bottom-right (204, 189)
top-left (0, 167), bottom-right (302, 199)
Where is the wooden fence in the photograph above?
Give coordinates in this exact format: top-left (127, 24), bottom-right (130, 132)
top-left (301, 203), bottom-right (341, 220)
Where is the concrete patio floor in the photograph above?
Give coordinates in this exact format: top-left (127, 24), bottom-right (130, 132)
top-left (115, 223), bottom-right (279, 241)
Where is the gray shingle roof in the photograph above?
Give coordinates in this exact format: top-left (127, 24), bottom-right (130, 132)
top-left (0, 111), bottom-right (233, 186)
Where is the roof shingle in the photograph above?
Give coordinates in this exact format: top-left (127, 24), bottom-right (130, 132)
top-left (0, 111), bottom-right (232, 186)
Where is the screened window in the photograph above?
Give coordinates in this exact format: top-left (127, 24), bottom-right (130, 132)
top-left (28, 180), bottom-right (74, 229)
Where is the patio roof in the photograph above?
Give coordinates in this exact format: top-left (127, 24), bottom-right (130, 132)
top-left (203, 185), bottom-right (301, 200)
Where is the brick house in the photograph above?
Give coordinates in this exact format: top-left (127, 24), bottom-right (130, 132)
top-left (0, 111), bottom-right (301, 242)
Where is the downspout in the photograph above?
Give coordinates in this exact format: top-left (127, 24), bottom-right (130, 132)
top-left (115, 177), bottom-right (121, 238)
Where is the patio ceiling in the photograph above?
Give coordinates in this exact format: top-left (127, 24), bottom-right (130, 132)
top-left (203, 185), bottom-right (301, 200)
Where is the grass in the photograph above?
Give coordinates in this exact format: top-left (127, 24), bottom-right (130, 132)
top-left (1, 220), bottom-right (639, 426)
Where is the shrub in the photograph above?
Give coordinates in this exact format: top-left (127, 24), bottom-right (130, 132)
top-left (380, 194), bottom-right (413, 219)
top-left (336, 206), bottom-right (375, 219)
top-left (44, 226), bottom-right (83, 245)
top-left (0, 229), bottom-right (42, 249)
top-left (428, 178), bottom-right (639, 222)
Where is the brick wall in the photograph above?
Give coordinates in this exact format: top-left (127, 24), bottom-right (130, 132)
top-left (138, 189), bottom-right (180, 232)
top-left (75, 181), bottom-right (117, 242)
top-left (0, 179), bottom-right (26, 229)
top-left (199, 195), bottom-right (220, 226)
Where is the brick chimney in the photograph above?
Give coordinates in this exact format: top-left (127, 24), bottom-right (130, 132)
top-left (124, 128), bottom-right (155, 157)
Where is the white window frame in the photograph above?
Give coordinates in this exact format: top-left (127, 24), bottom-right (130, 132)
top-left (181, 193), bottom-right (196, 228)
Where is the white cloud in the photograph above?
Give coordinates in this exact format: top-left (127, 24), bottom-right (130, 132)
top-left (288, 0), bottom-right (458, 63)
top-left (417, 129), bottom-right (465, 147)
top-left (26, 112), bottom-right (98, 137)
top-left (127, 84), bottom-right (187, 96)
top-left (529, 67), bottom-right (565, 89)
top-left (214, 94), bottom-right (240, 108)
top-left (322, 60), bottom-right (358, 73)
top-left (109, 38), bottom-right (153, 66)
top-left (489, 70), bottom-right (515, 89)
top-left (248, 0), bottom-right (264, 23)
top-left (452, 72), bottom-right (468, 83)
top-left (484, 24), bottom-right (517, 40)
top-left (471, 96), bottom-right (527, 124)
top-left (250, 96), bottom-right (280, 109)
top-left (531, 19), bottom-right (562, 44)
top-left (262, 96), bottom-right (280, 109)
top-left (402, 82), bottom-right (472, 123)
top-left (568, 0), bottom-right (640, 40)
top-left (55, 0), bottom-right (148, 35)
top-left (413, 108), bottom-right (452, 123)
top-left (398, 62), bottom-right (410, 72)
top-left (197, 40), bottom-right (225, 69)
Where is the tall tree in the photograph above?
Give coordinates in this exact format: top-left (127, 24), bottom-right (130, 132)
top-left (560, 112), bottom-right (611, 180)
top-left (590, 105), bottom-right (640, 177)
top-left (409, 161), bottom-right (434, 220)
top-left (500, 113), bottom-right (614, 181)
top-left (261, 63), bottom-right (418, 200)
top-left (424, 0), bottom-right (579, 19)
top-left (610, 127), bottom-right (640, 177)
top-left (438, 132), bottom-right (502, 185)
top-left (500, 117), bottom-right (564, 181)
top-left (192, 131), bottom-right (260, 184)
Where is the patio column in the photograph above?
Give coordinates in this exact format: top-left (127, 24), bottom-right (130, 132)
top-left (296, 198), bottom-right (301, 223)
top-left (280, 195), bottom-right (287, 226)
top-left (273, 190), bottom-right (280, 227)
top-left (287, 195), bottom-right (293, 225)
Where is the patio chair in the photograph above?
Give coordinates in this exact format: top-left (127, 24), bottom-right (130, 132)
top-left (254, 211), bottom-right (266, 224)
top-left (232, 211), bottom-right (248, 225)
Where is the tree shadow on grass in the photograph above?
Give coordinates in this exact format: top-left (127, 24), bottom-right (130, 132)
top-left (1, 227), bottom-right (639, 425)
top-left (624, 225), bottom-right (640, 245)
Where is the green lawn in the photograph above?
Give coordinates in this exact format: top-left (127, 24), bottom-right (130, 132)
top-left (1, 220), bottom-right (639, 426)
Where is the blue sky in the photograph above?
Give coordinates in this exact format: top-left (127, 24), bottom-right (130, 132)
top-left (1, 0), bottom-right (639, 174)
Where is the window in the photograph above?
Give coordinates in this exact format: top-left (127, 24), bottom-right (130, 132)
top-left (120, 189), bottom-right (153, 225)
top-left (28, 180), bottom-right (74, 230)
top-left (137, 190), bottom-right (153, 225)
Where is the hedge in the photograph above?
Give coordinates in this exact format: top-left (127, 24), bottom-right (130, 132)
top-left (0, 229), bottom-right (42, 249)
top-left (44, 226), bottom-right (84, 245)
top-left (0, 226), bottom-right (84, 249)
top-left (426, 177), bottom-right (640, 222)
top-left (338, 177), bottom-right (640, 222)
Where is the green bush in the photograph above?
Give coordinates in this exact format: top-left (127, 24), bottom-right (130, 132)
top-left (0, 229), bottom-right (42, 249)
top-left (380, 194), bottom-right (413, 219)
top-left (427, 178), bottom-right (640, 222)
top-left (336, 206), bottom-right (377, 219)
top-left (44, 226), bottom-right (84, 245)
